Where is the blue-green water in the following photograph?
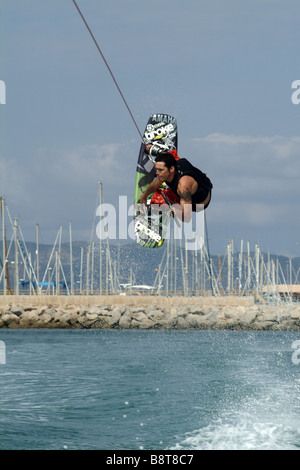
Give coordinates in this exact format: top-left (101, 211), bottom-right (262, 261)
top-left (0, 329), bottom-right (299, 450)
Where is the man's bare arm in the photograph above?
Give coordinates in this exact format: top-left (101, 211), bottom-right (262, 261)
top-left (174, 176), bottom-right (194, 222)
top-left (139, 178), bottom-right (161, 206)
top-left (171, 188), bottom-right (193, 222)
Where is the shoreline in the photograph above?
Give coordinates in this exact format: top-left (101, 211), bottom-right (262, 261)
top-left (1, 295), bottom-right (300, 330)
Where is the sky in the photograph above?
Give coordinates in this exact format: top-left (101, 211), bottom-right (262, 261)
top-left (1, 0), bottom-right (300, 256)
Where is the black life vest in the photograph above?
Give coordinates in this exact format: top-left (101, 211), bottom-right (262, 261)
top-left (167, 158), bottom-right (213, 205)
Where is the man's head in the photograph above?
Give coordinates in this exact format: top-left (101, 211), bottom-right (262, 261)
top-left (154, 153), bottom-right (177, 183)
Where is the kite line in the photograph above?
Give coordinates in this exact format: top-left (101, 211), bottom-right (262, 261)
top-left (72, 0), bottom-right (143, 140)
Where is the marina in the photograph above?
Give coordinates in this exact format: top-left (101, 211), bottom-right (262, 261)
top-left (1, 193), bottom-right (300, 303)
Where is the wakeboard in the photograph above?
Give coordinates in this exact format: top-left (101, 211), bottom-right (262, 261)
top-left (133, 114), bottom-right (179, 248)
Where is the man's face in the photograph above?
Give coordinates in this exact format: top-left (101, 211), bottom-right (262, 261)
top-left (155, 162), bottom-right (174, 182)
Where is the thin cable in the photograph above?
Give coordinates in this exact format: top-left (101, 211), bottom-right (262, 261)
top-left (204, 210), bottom-right (214, 294)
top-left (72, 0), bottom-right (143, 140)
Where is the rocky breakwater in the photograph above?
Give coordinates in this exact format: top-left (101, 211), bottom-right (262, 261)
top-left (1, 299), bottom-right (300, 330)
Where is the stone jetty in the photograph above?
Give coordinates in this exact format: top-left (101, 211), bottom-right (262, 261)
top-left (0, 295), bottom-right (300, 330)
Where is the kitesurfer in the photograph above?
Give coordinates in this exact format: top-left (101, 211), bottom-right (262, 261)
top-left (139, 147), bottom-right (212, 222)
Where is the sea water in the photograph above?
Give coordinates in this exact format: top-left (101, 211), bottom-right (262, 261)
top-left (0, 329), bottom-right (299, 450)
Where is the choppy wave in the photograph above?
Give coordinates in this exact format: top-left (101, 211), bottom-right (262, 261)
top-left (1, 330), bottom-right (300, 450)
top-left (172, 410), bottom-right (300, 450)
top-left (172, 337), bottom-right (300, 451)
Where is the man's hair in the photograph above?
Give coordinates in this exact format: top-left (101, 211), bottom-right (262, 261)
top-left (155, 153), bottom-right (178, 170)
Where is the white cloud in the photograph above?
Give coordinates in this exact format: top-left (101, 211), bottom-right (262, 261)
top-left (1, 142), bottom-right (122, 201)
top-left (194, 134), bottom-right (300, 146)
top-left (0, 155), bottom-right (32, 206)
top-left (0, 141), bottom-right (135, 241)
top-left (190, 133), bottom-right (300, 233)
top-left (46, 143), bottom-right (121, 183)
top-left (193, 133), bottom-right (300, 187)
